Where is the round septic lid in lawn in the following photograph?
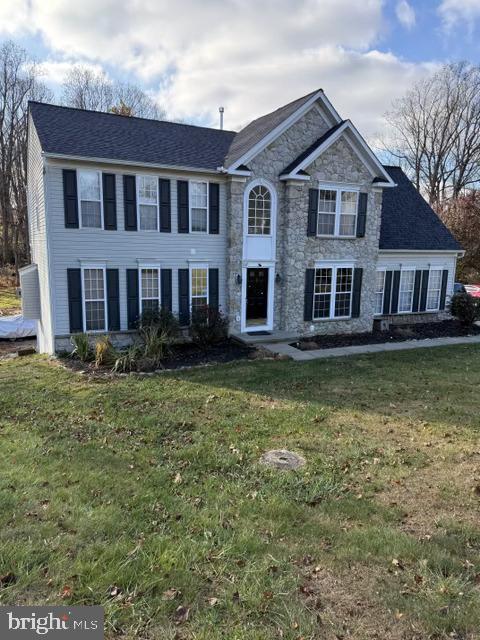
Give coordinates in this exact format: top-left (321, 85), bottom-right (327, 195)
top-left (260, 449), bottom-right (305, 470)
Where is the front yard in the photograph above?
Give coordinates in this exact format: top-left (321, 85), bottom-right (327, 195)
top-left (0, 347), bottom-right (479, 639)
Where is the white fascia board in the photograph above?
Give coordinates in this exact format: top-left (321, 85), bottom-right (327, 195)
top-left (290, 120), bottom-right (395, 187)
top-left (379, 249), bottom-right (464, 256)
top-left (228, 90), bottom-right (341, 171)
top-left (43, 152), bottom-right (223, 176)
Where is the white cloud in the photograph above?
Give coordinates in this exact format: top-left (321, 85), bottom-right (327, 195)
top-left (438, 0), bottom-right (480, 32)
top-left (0, 0), bottom-right (437, 139)
top-left (395, 0), bottom-right (416, 29)
top-left (39, 59), bottom-right (105, 86)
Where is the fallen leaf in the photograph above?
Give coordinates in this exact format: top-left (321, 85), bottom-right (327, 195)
top-left (60, 585), bottom-right (72, 599)
top-left (0, 572), bottom-right (16, 588)
top-left (173, 606), bottom-right (190, 624)
top-left (263, 590), bottom-right (273, 600)
top-left (163, 588), bottom-right (181, 601)
top-left (414, 575), bottom-right (424, 584)
top-left (109, 585), bottom-right (122, 598)
top-left (207, 597), bottom-right (218, 607)
top-left (174, 473), bottom-right (182, 485)
top-left (392, 559), bottom-right (404, 570)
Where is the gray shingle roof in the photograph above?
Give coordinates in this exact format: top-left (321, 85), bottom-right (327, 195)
top-left (29, 102), bottom-right (237, 172)
top-left (380, 166), bottom-right (461, 251)
top-left (223, 89), bottom-right (320, 168)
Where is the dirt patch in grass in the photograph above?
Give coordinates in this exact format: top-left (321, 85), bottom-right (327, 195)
top-left (292, 320), bottom-right (480, 351)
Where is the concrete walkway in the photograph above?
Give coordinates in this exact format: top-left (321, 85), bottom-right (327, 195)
top-left (260, 334), bottom-right (480, 361)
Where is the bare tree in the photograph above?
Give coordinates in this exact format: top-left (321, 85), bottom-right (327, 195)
top-left (0, 41), bottom-right (52, 268)
top-left (61, 66), bottom-right (164, 120)
top-left (385, 62), bottom-right (480, 205)
top-left (438, 191), bottom-right (480, 280)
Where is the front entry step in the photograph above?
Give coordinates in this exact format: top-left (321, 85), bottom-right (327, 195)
top-left (230, 330), bottom-right (300, 345)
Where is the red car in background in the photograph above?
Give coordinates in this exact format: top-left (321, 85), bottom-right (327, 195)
top-left (464, 284), bottom-right (480, 298)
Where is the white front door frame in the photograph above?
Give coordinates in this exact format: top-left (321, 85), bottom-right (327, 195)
top-left (241, 261), bottom-right (275, 333)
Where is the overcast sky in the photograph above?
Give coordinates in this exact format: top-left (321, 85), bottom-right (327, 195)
top-left (1, 0), bottom-right (479, 139)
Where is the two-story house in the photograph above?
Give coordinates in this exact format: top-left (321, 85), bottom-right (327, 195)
top-left (22, 89), bottom-right (462, 354)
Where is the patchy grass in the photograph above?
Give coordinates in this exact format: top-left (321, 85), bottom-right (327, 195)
top-left (1, 346), bottom-right (480, 639)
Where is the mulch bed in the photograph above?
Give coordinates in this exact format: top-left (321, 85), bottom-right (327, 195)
top-left (292, 319), bottom-right (480, 351)
top-left (62, 339), bottom-right (260, 375)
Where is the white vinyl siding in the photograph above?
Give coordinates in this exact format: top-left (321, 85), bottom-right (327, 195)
top-left (190, 263), bottom-right (208, 311)
top-left (190, 181), bottom-right (208, 233)
top-left (426, 269), bottom-right (442, 311)
top-left (137, 175), bottom-right (159, 231)
top-left (140, 267), bottom-right (161, 313)
top-left (79, 170), bottom-right (102, 228)
top-left (398, 270), bottom-right (415, 313)
top-left (317, 186), bottom-right (358, 237)
top-left (313, 265), bottom-right (353, 320)
top-left (82, 267), bottom-right (107, 332)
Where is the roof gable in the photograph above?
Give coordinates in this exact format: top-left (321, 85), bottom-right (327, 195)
top-left (380, 166), bottom-right (462, 252)
top-left (29, 102), bottom-right (237, 172)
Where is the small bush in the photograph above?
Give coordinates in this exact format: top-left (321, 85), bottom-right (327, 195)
top-left (189, 305), bottom-right (228, 349)
top-left (70, 333), bottom-right (93, 362)
top-left (94, 336), bottom-right (118, 368)
top-left (139, 325), bottom-right (173, 364)
top-left (113, 344), bottom-right (142, 373)
top-left (450, 292), bottom-right (480, 326)
top-left (138, 307), bottom-right (179, 338)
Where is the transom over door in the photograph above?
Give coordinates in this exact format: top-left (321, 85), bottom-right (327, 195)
top-left (246, 268), bottom-right (268, 322)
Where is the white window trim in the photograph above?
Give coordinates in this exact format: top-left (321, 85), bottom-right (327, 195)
top-left (426, 268), bottom-right (442, 312)
top-left (189, 262), bottom-right (209, 310)
top-left (398, 268), bottom-right (415, 313)
top-left (374, 268), bottom-right (386, 316)
top-left (78, 169), bottom-right (104, 230)
top-left (81, 265), bottom-right (108, 333)
top-left (136, 174), bottom-right (159, 232)
top-left (138, 264), bottom-right (162, 314)
top-left (312, 262), bottom-right (354, 321)
top-left (189, 180), bottom-right (209, 234)
top-left (317, 185), bottom-right (359, 239)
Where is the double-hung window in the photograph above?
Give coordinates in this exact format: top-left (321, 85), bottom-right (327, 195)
top-left (138, 175), bottom-right (159, 230)
top-left (317, 187), bottom-right (358, 237)
top-left (313, 265), bottom-right (353, 320)
top-left (190, 181), bottom-right (208, 232)
top-left (426, 269), bottom-right (442, 311)
top-left (190, 264), bottom-right (208, 311)
top-left (374, 270), bottom-right (385, 315)
top-left (140, 267), bottom-right (161, 313)
top-left (398, 270), bottom-right (415, 312)
top-left (82, 267), bottom-right (107, 332)
top-left (79, 170), bottom-right (102, 228)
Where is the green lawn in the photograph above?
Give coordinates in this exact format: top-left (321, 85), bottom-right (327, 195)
top-left (0, 285), bottom-right (20, 314)
top-left (1, 347), bottom-right (480, 639)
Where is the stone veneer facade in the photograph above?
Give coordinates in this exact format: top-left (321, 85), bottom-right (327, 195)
top-left (226, 104), bottom-right (382, 336)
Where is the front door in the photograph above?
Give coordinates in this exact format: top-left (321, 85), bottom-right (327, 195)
top-left (246, 268), bottom-right (269, 326)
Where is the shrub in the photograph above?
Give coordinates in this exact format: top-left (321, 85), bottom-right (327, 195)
top-left (139, 325), bottom-right (173, 365)
top-left (113, 344), bottom-right (142, 373)
top-left (138, 307), bottom-right (179, 338)
top-left (450, 292), bottom-right (480, 326)
top-left (189, 305), bottom-right (228, 349)
top-left (70, 333), bottom-right (93, 362)
top-left (94, 336), bottom-right (118, 368)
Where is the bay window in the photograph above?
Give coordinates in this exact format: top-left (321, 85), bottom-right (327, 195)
top-left (137, 175), bottom-right (159, 230)
top-left (313, 265), bottom-right (353, 320)
top-left (190, 181), bottom-right (208, 232)
top-left (317, 187), bottom-right (358, 237)
top-left (82, 267), bottom-right (107, 332)
top-left (79, 170), bottom-right (102, 228)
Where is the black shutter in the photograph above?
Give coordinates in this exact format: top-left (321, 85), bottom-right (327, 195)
top-left (209, 183), bottom-right (220, 234)
top-left (177, 181), bottom-right (189, 233)
top-left (307, 189), bottom-right (318, 237)
top-left (161, 269), bottom-right (172, 312)
top-left (159, 179), bottom-right (171, 232)
top-left (209, 268), bottom-right (219, 311)
top-left (391, 271), bottom-right (401, 314)
top-left (106, 269), bottom-right (120, 330)
top-left (63, 169), bottom-right (79, 228)
top-left (412, 270), bottom-right (422, 312)
top-left (178, 269), bottom-right (190, 325)
top-left (351, 268), bottom-right (363, 318)
top-left (102, 173), bottom-right (117, 230)
top-left (439, 269), bottom-right (449, 310)
top-left (304, 269), bottom-right (315, 320)
top-left (126, 268), bottom-right (139, 329)
top-left (419, 270), bottom-right (429, 312)
top-left (67, 268), bottom-right (83, 332)
top-left (356, 192), bottom-right (368, 238)
top-left (123, 175), bottom-right (137, 231)
top-left (383, 271), bottom-right (393, 315)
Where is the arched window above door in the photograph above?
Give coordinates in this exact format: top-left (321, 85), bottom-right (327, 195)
top-left (247, 184), bottom-right (271, 235)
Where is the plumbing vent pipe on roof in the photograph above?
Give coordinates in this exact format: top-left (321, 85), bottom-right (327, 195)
top-left (219, 106), bottom-right (224, 130)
